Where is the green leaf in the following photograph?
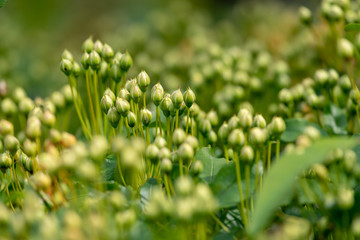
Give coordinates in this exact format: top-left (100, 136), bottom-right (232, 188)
top-left (281, 118), bottom-right (326, 142)
top-left (210, 162), bottom-right (255, 208)
top-left (140, 178), bottom-right (158, 205)
top-left (0, 0), bottom-right (8, 8)
top-left (248, 137), bottom-right (358, 237)
top-left (323, 104), bottom-right (347, 135)
top-left (102, 154), bottom-right (121, 183)
top-left (345, 23), bottom-right (360, 32)
top-left (195, 147), bottom-right (227, 182)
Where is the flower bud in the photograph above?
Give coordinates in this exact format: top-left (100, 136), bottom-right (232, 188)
top-left (190, 103), bottom-right (200, 118)
top-left (20, 151), bottom-right (33, 172)
top-left (104, 88), bottom-right (115, 102)
top-left (116, 97), bottom-right (130, 117)
top-left (60, 59), bottom-right (72, 76)
top-left (42, 109), bottom-right (56, 128)
top-left (239, 111), bottom-right (253, 130)
top-left (32, 171), bottom-right (52, 190)
top-left (249, 127), bottom-right (267, 148)
top-left (62, 85), bottom-right (73, 104)
top-left (130, 84), bottom-right (142, 103)
top-left (350, 88), bottom-right (360, 105)
top-left (171, 89), bottom-right (183, 109)
top-left (1, 98), bottom-right (17, 115)
top-left (299, 6), bottom-right (312, 25)
top-left (152, 88), bottom-right (164, 106)
top-left (173, 128), bottom-right (186, 146)
top-left (253, 114), bottom-right (266, 128)
top-left (137, 71), bottom-right (150, 92)
top-left (240, 145), bottom-right (254, 163)
top-left (88, 50), bottom-right (101, 70)
top-left (161, 158), bottom-right (172, 174)
top-left (141, 108), bottom-right (152, 127)
top-left (81, 52), bottom-right (90, 70)
top-left (100, 61), bottom-right (109, 80)
top-left (100, 94), bottom-right (113, 114)
top-left (118, 88), bottom-right (130, 102)
top-left (26, 116), bottom-right (42, 139)
top-left (120, 51), bottom-right (132, 72)
top-left (337, 187), bottom-right (354, 210)
top-left (0, 119), bottom-right (14, 136)
top-left (51, 91), bottom-right (65, 110)
top-left (278, 88), bottom-right (293, 105)
top-left (191, 160), bottom-right (203, 176)
top-left (82, 37), bottom-right (94, 53)
top-left (304, 126), bottom-right (320, 141)
top-left (199, 119), bottom-right (212, 135)
top-left (183, 87), bottom-right (196, 108)
top-left (269, 116), bottom-right (286, 138)
top-left (218, 122), bottom-right (230, 144)
top-left (228, 129), bottom-right (245, 149)
top-left (175, 176), bottom-right (193, 196)
top-left (127, 112), bottom-right (137, 128)
top-left (344, 150), bottom-right (357, 173)
top-left (339, 75), bottom-right (351, 92)
top-left (228, 115), bottom-right (240, 130)
top-left (179, 143), bottom-right (194, 163)
top-left (72, 62), bottom-right (81, 77)
top-left (146, 144), bottom-right (159, 163)
top-left (107, 106), bottom-right (120, 128)
top-left (159, 147), bottom-right (171, 160)
top-left (110, 63), bottom-right (122, 83)
top-left (89, 136), bottom-right (108, 162)
top-left (125, 79), bottom-right (137, 93)
top-left (4, 135), bottom-right (18, 154)
top-left (185, 135), bottom-right (199, 150)
top-left (94, 40), bottom-right (103, 55)
top-left (338, 38), bottom-right (354, 59)
top-left (207, 109), bottom-right (219, 127)
top-left (23, 138), bottom-right (37, 157)
top-left (102, 43), bottom-right (114, 62)
top-left (49, 129), bottom-right (62, 144)
top-left (160, 95), bottom-right (174, 117)
top-left (19, 98), bottom-right (34, 114)
top-left (61, 132), bottom-right (77, 148)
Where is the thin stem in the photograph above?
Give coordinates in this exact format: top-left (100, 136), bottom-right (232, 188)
top-left (267, 141), bottom-right (272, 171)
top-left (86, 70), bottom-right (98, 134)
top-left (164, 174), bottom-right (171, 198)
top-left (276, 139), bottom-right (280, 162)
top-left (234, 152), bottom-right (247, 228)
top-left (166, 117), bottom-right (171, 149)
top-left (176, 109), bottom-right (179, 129)
top-left (143, 93), bottom-right (146, 108)
top-left (245, 164), bottom-right (250, 216)
top-left (254, 150), bottom-right (260, 192)
top-left (146, 127), bottom-right (150, 146)
top-left (93, 71), bottom-right (103, 135)
top-left (224, 145), bottom-right (229, 163)
top-left (125, 117), bottom-right (131, 140)
top-left (179, 158), bottom-right (184, 177)
top-left (185, 109), bottom-right (190, 134)
top-left (116, 154), bottom-right (127, 186)
top-left (211, 214), bottom-right (230, 233)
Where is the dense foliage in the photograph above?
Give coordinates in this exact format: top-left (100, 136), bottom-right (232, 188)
top-left (2, 0), bottom-right (360, 239)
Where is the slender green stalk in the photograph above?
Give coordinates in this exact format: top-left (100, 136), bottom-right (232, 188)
top-left (191, 117), bottom-right (194, 136)
top-left (176, 109), bottom-right (179, 129)
top-left (93, 70), bottom-right (103, 134)
top-left (146, 127), bottom-right (150, 146)
top-left (234, 152), bottom-right (247, 228)
top-left (224, 145), bottom-right (229, 163)
top-left (143, 94), bottom-right (146, 108)
top-left (267, 141), bottom-right (272, 170)
top-left (116, 155), bottom-right (127, 186)
top-left (276, 139), bottom-right (280, 162)
top-left (185, 109), bottom-right (190, 134)
top-left (254, 150), bottom-right (260, 192)
top-left (85, 70), bottom-right (98, 134)
top-left (179, 158), bottom-right (184, 177)
top-left (125, 117), bottom-right (131, 141)
top-left (164, 174), bottom-right (171, 198)
top-left (245, 164), bottom-right (250, 216)
top-left (166, 117), bottom-right (171, 149)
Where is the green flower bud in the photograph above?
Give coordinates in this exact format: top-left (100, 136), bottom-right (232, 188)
top-left (110, 63), bottom-right (122, 83)
top-left (175, 176), bottom-right (194, 196)
top-left (253, 114), bottom-right (266, 128)
top-left (88, 50), bottom-right (101, 70)
top-left (118, 88), bottom-right (130, 102)
top-left (141, 108), bottom-right (152, 127)
top-left (314, 69), bottom-right (329, 87)
top-left (137, 71), bottom-right (150, 92)
top-left (183, 87), bottom-right (196, 108)
top-left (239, 110), bottom-right (253, 129)
top-left (161, 158), bottom-right (172, 174)
top-left (20, 151), bottom-right (33, 172)
top-left (0, 119), bottom-right (14, 136)
top-left (62, 85), bottom-right (73, 104)
top-left (249, 127), bottom-right (267, 148)
top-left (94, 40), bottom-right (103, 55)
top-left (42, 109), bottom-right (56, 128)
top-left (152, 88), bottom-right (164, 107)
top-left (173, 128), bottom-right (186, 146)
top-left (100, 61), bottom-right (109, 80)
top-left (89, 136), bottom-right (108, 161)
top-left (339, 75), bottom-right (351, 92)
top-left (103, 88), bottom-right (116, 102)
top-left (218, 122), bottom-right (230, 143)
top-left (338, 38), bottom-right (354, 59)
top-left (171, 89), bottom-right (183, 109)
top-left (179, 101), bottom-right (187, 116)
top-left (102, 43), bottom-right (114, 62)
top-left (299, 6), bottom-right (312, 25)
top-left (306, 94), bottom-right (321, 109)
top-left (116, 97), bottom-right (130, 117)
top-left (344, 150), bottom-right (356, 173)
top-left (72, 62), bottom-right (81, 77)
top-left (154, 136), bottom-right (166, 149)
top-left (1, 98), bottom-right (17, 115)
top-left (81, 52), bottom-right (90, 70)
top-left (228, 115), bottom-right (240, 130)
top-left (352, 217), bottom-right (360, 237)
top-left (12, 87), bottom-right (27, 103)
top-left (49, 129), bottom-right (62, 144)
top-left (350, 88), bottom-right (360, 105)
top-left (328, 69), bottom-right (339, 86)
top-left (61, 49), bottom-right (74, 62)
top-left (179, 143), bottom-right (194, 163)
top-left (111, 136), bottom-right (126, 154)
top-left (146, 144), bottom-right (159, 163)
top-left (190, 103), bottom-right (200, 118)
top-left (240, 145), bottom-right (254, 163)
top-left (208, 130), bottom-right (217, 145)
top-left (107, 106), bottom-right (121, 128)
top-left (269, 116), bottom-right (286, 138)
top-left (151, 82), bottom-right (164, 95)
top-left (185, 135), bottom-right (199, 150)
top-left (19, 97), bottom-right (34, 114)
top-left (32, 171), bottom-right (52, 190)
top-left (304, 126), bottom-right (321, 141)
top-left (125, 79), bottom-right (137, 93)
top-left (199, 119), bottom-right (212, 135)
top-left (120, 51), bottom-right (132, 72)
top-left (4, 135), bottom-right (19, 153)
top-left (323, 4), bottom-right (343, 22)
top-left (51, 91), bottom-right (65, 110)
top-left (60, 59), bottom-right (73, 76)
top-left (26, 116), bottom-right (42, 139)
top-left (127, 112), bottom-right (137, 128)
top-left (191, 160), bottom-right (203, 176)
top-left (228, 129), bottom-right (245, 149)
top-left (159, 147), bottom-right (171, 160)
top-left (160, 95), bottom-right (174, 117)
top-left (278, 88), bottom-right (293, 105)
top-left (23, 138), bottom-right (37, 157)
top-left (82, 36), bottom-right (94, 53)
top-left (207, 109), bottom-right (219, 127)
top-left (130, 84), bottom-right (142, 103)
top-left (100, 94), bottom-right (114, 114)
top-left (337, 187), bottom-right (354, 210)
top-left (0, 152), bottom-right (12, 170)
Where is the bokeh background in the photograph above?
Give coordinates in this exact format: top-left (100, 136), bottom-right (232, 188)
top-left (0, 0), bottom-right (318, 100)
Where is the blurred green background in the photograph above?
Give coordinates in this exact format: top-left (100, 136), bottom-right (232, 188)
top-left (0, 0), bottom-right (317, 98)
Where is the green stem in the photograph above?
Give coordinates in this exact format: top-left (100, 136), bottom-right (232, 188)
top-left (125, 117), bottom-right (131, 140)
top-left (224, 145), bottom-right (229, 163)
top-left (179, 158), bottom-right (184, 177)
top-left (267, 141), bottom-right (272, 171)
top-left (164, 174), bottom-right (171, 198)
top-left (116, 154), bottom-right (127, 186)
top-left (86, 70), bottom-right (98, 134)
top-left (146, 127), bottom-right (150, 146)
top-left (276, 139), bottom-right (280, 162)
top-left (185, 109), bottom-right (190, 134)
top-left (234, 152), bottom-right (247, 228)
top-left (176, 109), bottom-right (179, 129)
top-left (166, 117), bottom-right (171, 149)
top-left (245, 164), bottom-right (250, 216)
top-left (93, 71), bottom-right (103, 135)
top-left (143, 93), bottom-right (146, 108)
top-left (254, 150), bottom-right (260, 192)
